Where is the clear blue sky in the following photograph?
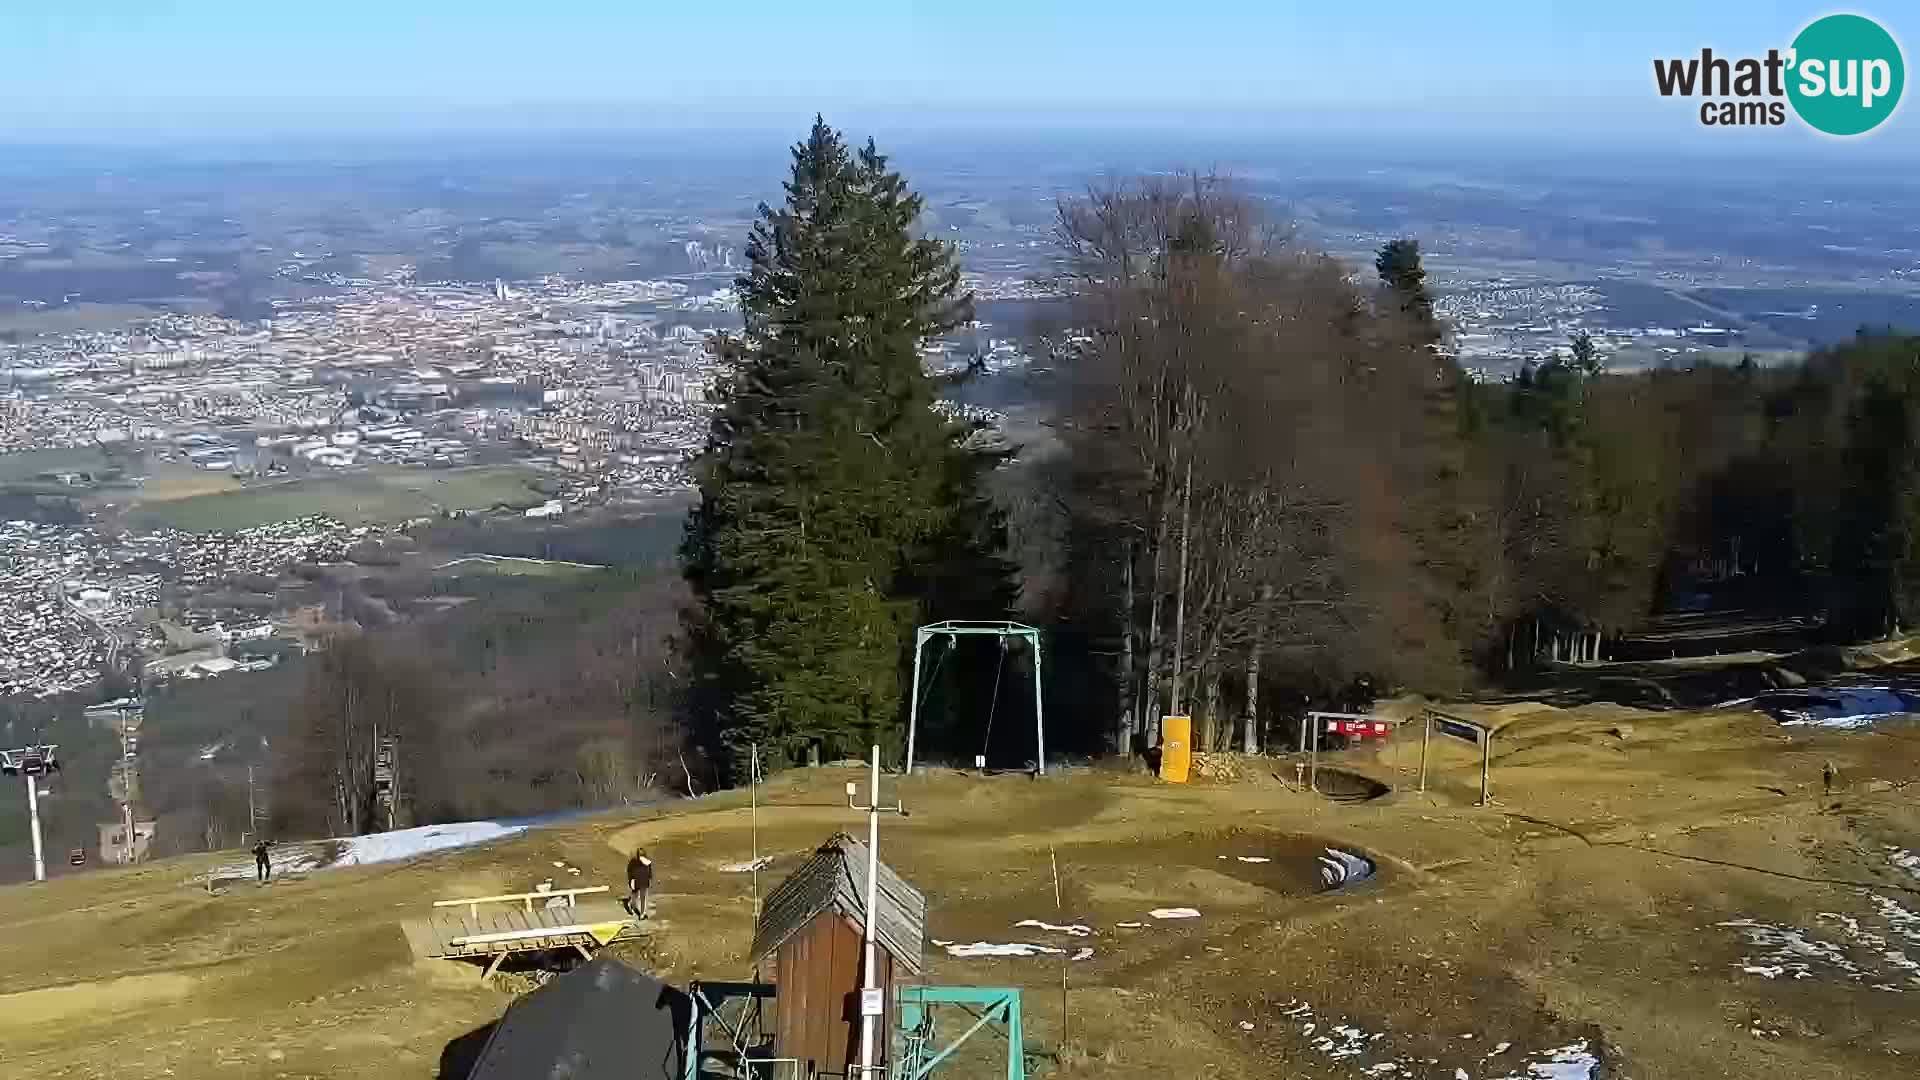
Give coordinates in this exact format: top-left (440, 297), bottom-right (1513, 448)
top-left (0, 2), bottom-right (1900, 144)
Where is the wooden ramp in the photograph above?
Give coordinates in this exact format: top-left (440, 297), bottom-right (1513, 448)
top-left (401, 887), bottom-right (644, 978)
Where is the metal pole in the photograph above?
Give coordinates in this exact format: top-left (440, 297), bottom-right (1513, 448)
top-left (906, 630), bottom-right (927, 776)
top-left (25, 768), bottom-right (45, 882)
top-left (1419, 711), bottom-right (1431, 794)
top-left (858, 745), bottom-right (882, 1080)
top-left (1309, 714), bottom-right (1320, 794)
top-left (1031, 631), bottom-right (1045, 776)
top-left (750, 744), bottom-right (760, 922)
top-left (1480, 731), bottom-right (1492, 806)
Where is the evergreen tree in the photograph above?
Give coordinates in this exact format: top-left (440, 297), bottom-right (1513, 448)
top-left (1569, 331), bottom-right (1601, 376)
top-left (1829, 373), bottom-right (1920, 637)
top-left (682, 118), bottom-right (1011, 774)
top-left (1375, 237), bottom-right (1437, 340)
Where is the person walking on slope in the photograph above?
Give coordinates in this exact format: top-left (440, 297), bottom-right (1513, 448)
top-left (1823, 759), bottom-right (1838, 797)
top-left (625, 848), bottom-right (654, 920)
top-left (252, 839), bottom-right (273, 884)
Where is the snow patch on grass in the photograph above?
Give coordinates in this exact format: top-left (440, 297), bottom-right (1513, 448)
top-left (333, 821), bottom-right (528, 867)
top-left (1016, 919), bottom-right (1095, 937)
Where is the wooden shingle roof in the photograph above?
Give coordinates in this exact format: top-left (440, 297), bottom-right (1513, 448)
top-left (750, 832), bottom-right (927, 975)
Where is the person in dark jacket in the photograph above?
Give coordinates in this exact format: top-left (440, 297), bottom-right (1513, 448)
top-left (625, 849), bottom-right (653, 919)
top-left (252, 839), bottom-right (273, 883)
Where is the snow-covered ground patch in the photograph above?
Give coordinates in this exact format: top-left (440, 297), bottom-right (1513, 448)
top-left (933, 940), bottom-right (1065, 958)
top-left (1149, 907), bottom-right (1201, 920)
top-left (203, 819), bottom-right (536, 885)
top-left (1720, 897), bottom-right (1920, 991)
top-left (334, 821), bottom-right (529, 866)
top-left (719, 855), bottom-right (775, 873)
top-left (1319, 848), bottom-right (1377, 888)
top-left (1258, 999), bottom-right (1599, 1079)
top-left (1498, 1042), bottom-right (1599, 1080)
top-left (1890, 847), bottom-right (1920, 883)
top-left (1016, 919), bottom-right (1094, 937)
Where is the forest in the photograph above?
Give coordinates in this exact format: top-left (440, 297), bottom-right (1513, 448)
top-left (254, 120), bottom-right (1920, 839)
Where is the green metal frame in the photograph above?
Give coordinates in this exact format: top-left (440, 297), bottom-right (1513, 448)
top-left (681, 982), bottom-right (1027, 1080)
top-left (683, 980), bottom-right (777, 1080)
top-left (894, 985), bottom-right (1026, 1080)
top-left (906, 621), bottom-right (1045, 776)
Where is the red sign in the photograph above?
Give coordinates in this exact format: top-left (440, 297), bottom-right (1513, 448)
top-left (1325, 720), bottom-right (1392, 739)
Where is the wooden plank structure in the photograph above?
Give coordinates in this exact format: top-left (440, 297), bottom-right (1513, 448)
top-left (749, 832), bottom-right (926, 1079)
top-left (401, 886), bottom-right (643, 981)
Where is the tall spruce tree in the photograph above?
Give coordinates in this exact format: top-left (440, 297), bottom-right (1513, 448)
top-left (1376, 237), bottom-right (1438, 341)
top-left (683, 118), bottom-right (1011, 774)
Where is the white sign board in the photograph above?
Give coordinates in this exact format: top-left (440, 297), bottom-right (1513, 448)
top-left (860, 987), bottom-right (885, 1017)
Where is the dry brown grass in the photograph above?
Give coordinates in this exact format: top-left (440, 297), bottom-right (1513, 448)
top-left (0, 703), bottom-right (1917, 1077)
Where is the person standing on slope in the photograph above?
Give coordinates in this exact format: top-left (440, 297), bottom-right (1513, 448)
top-left (253, 839), bottom-right (273, 884)
top-left (625, 848), bottom-right (654, 919)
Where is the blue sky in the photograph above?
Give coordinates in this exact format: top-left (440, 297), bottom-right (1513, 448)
top-left (0, 2), bottom-right (1903, 146)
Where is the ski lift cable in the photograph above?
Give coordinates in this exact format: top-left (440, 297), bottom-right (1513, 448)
top-left (914, 634), bottom-right (954, 715)
top-left (979, 636), bottom-right (1009, 760)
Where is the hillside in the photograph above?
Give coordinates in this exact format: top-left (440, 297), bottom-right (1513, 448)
top-left (0, 699), bottom-right (1917, 1079)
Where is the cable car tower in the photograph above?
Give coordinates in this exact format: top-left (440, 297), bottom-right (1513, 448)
top-left (1, 744), bottom-right (60, 882)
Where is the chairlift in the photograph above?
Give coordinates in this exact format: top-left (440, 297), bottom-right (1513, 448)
top-left (1, 745), bottom-right (59, 777)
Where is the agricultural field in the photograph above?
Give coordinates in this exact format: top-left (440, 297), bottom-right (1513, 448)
top-left (0, 696), bottom-right (1917, 1079)
top-left (123, 466), bottom-right (546, 532)
top-left (0, 444), bottom-right (112, 482)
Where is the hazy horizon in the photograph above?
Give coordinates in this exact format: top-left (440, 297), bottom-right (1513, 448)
top-left (3, 3), bottom-right (1911, 161)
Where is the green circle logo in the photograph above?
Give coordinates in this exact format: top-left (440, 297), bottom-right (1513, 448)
top-left (1787, 14), bottom-right (1905, 135)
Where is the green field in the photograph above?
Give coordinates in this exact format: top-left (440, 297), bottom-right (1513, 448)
top-left (126, 466), bottom-right (546, 531)
top-left (0, 445), bottom-right (111, 482)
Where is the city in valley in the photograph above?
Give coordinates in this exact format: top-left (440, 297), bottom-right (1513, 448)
top-left (4, 7), bottom-right (1920, 1080)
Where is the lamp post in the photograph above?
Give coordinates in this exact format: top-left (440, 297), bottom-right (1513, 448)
top-left (846, 744), bottom-right (905, 1079)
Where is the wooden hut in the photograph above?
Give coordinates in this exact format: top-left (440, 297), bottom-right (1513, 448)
top-left (750, 832), bottom-right (927, 1079)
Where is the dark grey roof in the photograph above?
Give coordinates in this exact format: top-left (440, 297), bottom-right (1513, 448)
top-left (467, 957), bottom-right (690, 1080)
top-left (750, 831), bottom-right (927, 975)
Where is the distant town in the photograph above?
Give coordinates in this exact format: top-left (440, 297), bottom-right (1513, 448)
top-left (0, 269), bottom-right (1027, 699)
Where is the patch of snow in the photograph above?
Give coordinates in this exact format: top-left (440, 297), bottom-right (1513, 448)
top-left (1016, 919), bottom-right (1095, 937)
top-left (1718, 918), bottom-right (1861, 982)
top-left (1315, 1023), bottom-right (1372, 1059)
top-left (1071, 947), bottom-right (1094, 962)
top-left (1363, 1064), bottom-right (1398, 1076)
top-left (1239, 1021), bottom-right (1255, 1031)
top-left (1217, 855), bottom-right (1272, 863)
top-left (1116, 921), bottom-right (1146, 929)
top-left (1318, 848), bottom-right (1377, 889)
top-left (941, 941), bottom-right (1065, 958)
top-left (1522, 1040), bottom-right (1600, 1080)
top-left (1487, 1041), bottom-right (1513, 1057)
top-left (1149, 907), bottom-right (1201, 920)
top-left (1456, 1071), bottom-right (1470, 1080)
top-left (1891, 848), bottom-right (1920, 883)
top-left (719, 855), bottom-right (775, 873)
top-left (334, 820), bottom-right (529, 867)
top-left (1875, 895), bottom-right (1920, 942)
